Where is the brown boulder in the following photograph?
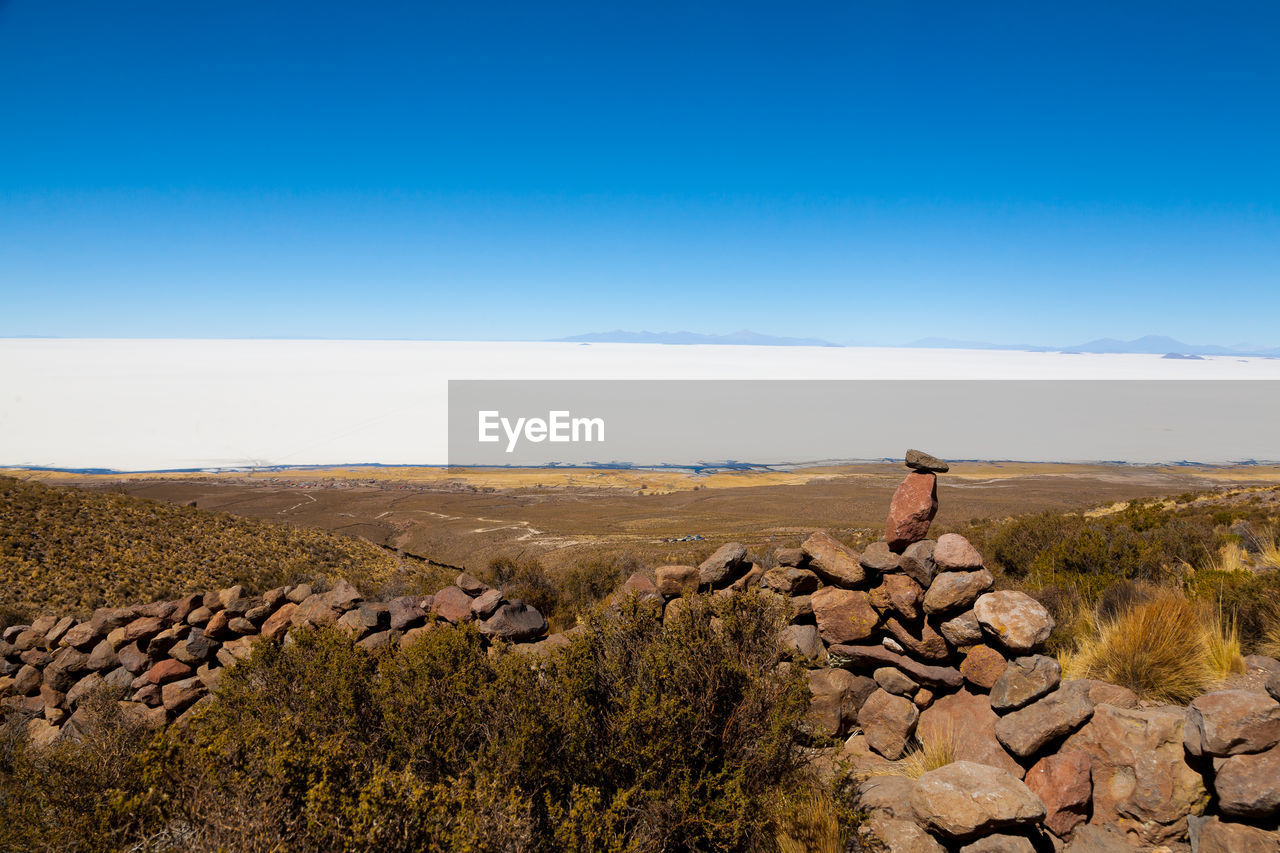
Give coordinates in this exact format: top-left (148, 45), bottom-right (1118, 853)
top-left (655, 564), bottom-right (699, 596)
top-left (1214, 743), bottom-right (1280, 819)
top-left (161, 676), bottom-right (205, 712)
top-left (455, 573), bottom-right (489, 596)
top-left (830, 643), bottom-right (963, 689)
top-left (387, 595), bottom-right (432, 630)
top-left (860, 541), bottom-right (902, 573)
top-left (906, 448), bottom-right (950, 473)
top-left (762, 567), bottom-right (821, 596)
top-left (940, 609), bottom-right (984, 647)
top-left (698, 542), bottom-right (747, 588)
top-left (775, 547), bottom-right (806, 567)
top-left (919, 688), bottom-right (1024, 778)
top-left (990, 655), bottom-right (1061, 713)
top-left (901, 539), bottom-right (938, 587)
top-left (886, 472), bottom-right (938, 550)
top-left (958, 836), bottom-right (1034, 853)
top-left (260, 603), bottom-right (297, 640)
top-left (994, 687), bottom-right (1093, 759)
top-left (857, 688), bottom-right (920, 759)
top-left (811, 587), bottom-right (878, 645)
top-left (961, 644), bottom-right (1008, 690)
top-left (1185, 689), bottom-right (1280, 757)
top-left (910, 761), bottom-right (1045, 840)
top-left (974, 591), bottom-right (1055, 652)
top-left (430, 586), bottom-right (475, 623)
top-left (477, 601), bottom-right (548, 642)
top-left (877, 575), bottom-right (923, 620)
top-left (1193, 816), bottom-right (1280, 853)
top-left (802, 532), bottom-right (866, 587)
top-left (807, 668), bottom-right (876, 737)
top-left (857, 815), bottom-right (946, 852)
top-left (779, 624), bottom-right (826, 662)
top-left (885, 616), bottom-right (949, 661)
top-left (923, 569), bottom-right (993, 615)
top-left (1025, 750), bottom-right (1091, 838)
top-left (934, 533), bottom-right (985, 570)
top-left (470, 588), bottom-right (505, 619)
top-left (1060, 703), bottom-right (1206, 844)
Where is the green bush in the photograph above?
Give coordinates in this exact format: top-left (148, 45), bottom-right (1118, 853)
top-left (3, 592), bottom-right (815, 852)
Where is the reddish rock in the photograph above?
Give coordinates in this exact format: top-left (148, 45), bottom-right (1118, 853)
top-left (147, 658), bottom-right (194, 685)
top-left (882, 574), bottom-right (923, 620)
top-left (919, 688), bottom-right (1024, 779)
top-left (65, 672), bottom-right (104, 709)
top-left (885, 472), bottom-right (938, 550)
top-left (934, 533), bottom-right (985, 570)
top-left (59, 621), bottom-right (105, 650)
top-left (117, 642), bottom-right (150, 674)
top-left (857, 815), bottom-right (946, 852)
top-left (940, 609), bottom-right (984, 647)
top-left (260, 603), bottom-right (297, 640)
top-left (873, 666), bottom-right (918, 696)
top-left (1185, 689), bottom-right (1280, 758)
top-left (961, 644), bottom-right (1008, 690)
top-left (120, 616), bottom-right (166, 646)
top-left (811, 587), bottom-right (879, 645)
top-left (802, 531), bottom-right (866, 587)
top-left (431, 586), bottom-right (476, 623)
top-left (1025, 750), bottom-right (1091, 838)
top-left (203, 609), bottom-right (234, 639)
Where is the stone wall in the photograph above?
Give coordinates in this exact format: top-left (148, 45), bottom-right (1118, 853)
top-left (1, 572), bottom-right (552, 745)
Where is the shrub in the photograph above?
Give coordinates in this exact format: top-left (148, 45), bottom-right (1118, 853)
top-left (6, 592), bottom-right (816, 851)
top-left (1061, 590), bottom-right (1243, 703)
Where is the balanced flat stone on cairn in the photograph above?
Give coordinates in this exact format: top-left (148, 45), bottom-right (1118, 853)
top-left (886, 449), bottom-right (946, 551)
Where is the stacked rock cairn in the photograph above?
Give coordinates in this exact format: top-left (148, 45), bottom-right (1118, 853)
top-left (654, 450), bottom-right (1280, 852)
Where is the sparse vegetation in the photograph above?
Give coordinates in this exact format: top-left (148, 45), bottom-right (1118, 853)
top-left (0, 476), bottom-right (422, 623)
top-left (1, 594), bottom-right (821, 852)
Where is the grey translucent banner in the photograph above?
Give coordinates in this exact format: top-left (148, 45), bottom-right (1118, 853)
top-left (447, 380), bottom-right (1280, 466)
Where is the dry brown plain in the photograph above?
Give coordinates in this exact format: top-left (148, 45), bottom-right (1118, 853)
top-left (11, 462), bottom-right (1280, 575)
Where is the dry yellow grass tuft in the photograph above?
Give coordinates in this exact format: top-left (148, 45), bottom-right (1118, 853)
top-left (1251, 526), bottom-right (1280, 570)
top-left (1061, 591), bottom-right (1244, 703)
top-left (1204, 541), bottom-right (1250, 574)
top-left (774, 786), bottom-right (846, 853)
top-left (894, 724), bottom-right (958, 780)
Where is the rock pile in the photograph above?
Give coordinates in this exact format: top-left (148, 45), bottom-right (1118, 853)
top-left (0, 573), bottom-right (548, 745)
top-left (654, 449), bottom-right (1280, 851)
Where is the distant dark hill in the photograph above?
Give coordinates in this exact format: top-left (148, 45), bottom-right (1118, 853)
top-left (554, 329), bottom-right (841, 347)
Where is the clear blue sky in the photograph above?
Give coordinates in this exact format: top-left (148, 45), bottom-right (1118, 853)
top-left (1, 0), bottom-right (1277, 345)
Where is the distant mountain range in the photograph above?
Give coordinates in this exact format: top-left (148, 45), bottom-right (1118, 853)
top-left (556, 330), bottom-right (1280, 356)
top-left (554, 329), bottom-right (842, 347)
top-left (906, 335), bottom-right (1280, 357)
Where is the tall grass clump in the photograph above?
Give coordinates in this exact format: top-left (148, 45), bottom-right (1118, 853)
top-left (774, 786), bottom-right (849, 853)
top-left (1061, 590), bottom-right (1244, 703)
